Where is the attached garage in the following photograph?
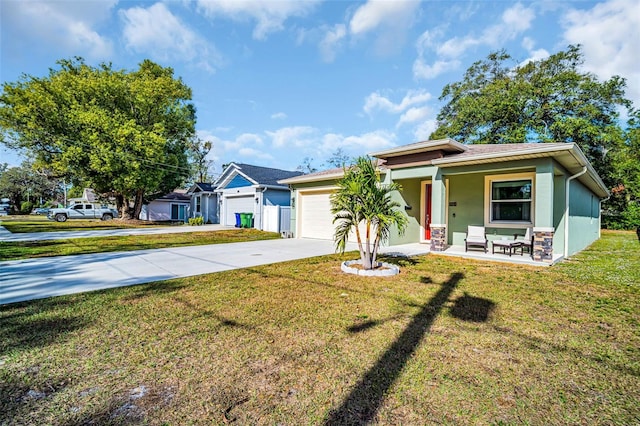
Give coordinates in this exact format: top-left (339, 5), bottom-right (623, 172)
top-left (298, 190), bottom-right (335, 240)
top-left (223, 194), bottom-right (255, 226)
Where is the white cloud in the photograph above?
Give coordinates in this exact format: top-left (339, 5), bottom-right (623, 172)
top-left (266, 126), bottom-right (318, 148)
top-left (519, 37), bottom-right (550, 66)
top-left (319, 24), bottom-right (347, 63)
top-left (562, 0), bottom-right (640, 105)
top-left (412, 59), bottom-right (460, 80)
top-left (270, 112), bottom-right (287, 120)
top-left (397, 106), bottom-right (432, 127)
top-left (348, 0), bottom-right (421, 56)
top-left (364, 89), bottom-right (432, 115)
top-left (349, 0), bottom-right (420, 35)
top-left (413, 3), bottom-right (536, 79)
top-left (121, 3), bottom-right (222, 72)
top-left (413, 119), bottom-right (438, 141)
top-left (3, 0), bottom-right (114, 59)
top-left (321, 130), bottom-right (396, 153)
top-left (196, 0), bottom-right (319, 40)
top-left (238, 147), bottom-right (274, 160)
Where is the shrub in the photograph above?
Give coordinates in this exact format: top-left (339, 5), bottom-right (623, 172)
top-left (20, 201), bottom-right (34, 214)
top-left (188, 216), bottom-right (204, 226)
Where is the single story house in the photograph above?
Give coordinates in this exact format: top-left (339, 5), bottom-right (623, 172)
top-left (187, 182), bottom-right (218, 224)
top-left (279, 139), bottom-right (609, 263)
top-left (139, 191), bottom-right (191, 222)
top-left (216, 163), bottom-right (302, 232)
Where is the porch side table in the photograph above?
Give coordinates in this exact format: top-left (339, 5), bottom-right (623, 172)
top-left (492, 240), bottom-right (524, 257)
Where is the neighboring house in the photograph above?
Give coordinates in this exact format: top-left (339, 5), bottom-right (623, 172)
top-left (279, 139), bottom-right (609, 263)
top-left (215, 163), bottom-right (303, 232)
top-left (139, 192), bottom-right (191, 222)
top-left (187, 182), bottom-right (218, 224)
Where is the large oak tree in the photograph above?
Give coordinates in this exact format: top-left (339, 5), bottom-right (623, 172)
top-left (0, 58), bottom-right (195, 218)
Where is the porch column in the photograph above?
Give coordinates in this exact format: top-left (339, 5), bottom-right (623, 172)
top-left (430, 170), bottom-right (447, 252)
top-left (534, 161), bottom-right (555, 262)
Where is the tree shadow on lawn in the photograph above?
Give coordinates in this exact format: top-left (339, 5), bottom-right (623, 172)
top-left (0, 299), bottom-right (88, 356)
top-left (324, 272), bottom-right (464, 425)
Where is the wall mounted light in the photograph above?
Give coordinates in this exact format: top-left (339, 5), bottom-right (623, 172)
top-left (404, 205), bottom-right (412, 211)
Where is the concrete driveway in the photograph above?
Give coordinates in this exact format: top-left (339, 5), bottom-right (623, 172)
top-left (0, 238), bottom-right (357, 305)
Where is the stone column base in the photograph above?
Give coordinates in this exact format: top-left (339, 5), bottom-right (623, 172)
top-left (430, 224), bottom-right (447, 252)
top-left (533, 227), bottom-right (554, 262)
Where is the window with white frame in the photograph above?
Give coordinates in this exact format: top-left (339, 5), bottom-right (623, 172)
top-left (485, 173), bottom-right (534, 225)
top-left (195, 196), bottom-right (201, 213)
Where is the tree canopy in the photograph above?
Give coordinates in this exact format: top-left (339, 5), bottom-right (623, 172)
top-left (0, 58), bottom-right (196, 218)
top-left (0, 162), bottom-right (61, 213)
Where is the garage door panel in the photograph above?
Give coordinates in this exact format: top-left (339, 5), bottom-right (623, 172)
top-left (299, 191), bottom-right (334, 240)
top-left (298, 190), bottom-right (376, 242)
top-left (224, 195), bottom-right (255, 226)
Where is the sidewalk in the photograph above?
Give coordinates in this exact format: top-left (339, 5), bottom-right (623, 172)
top-left (0, 238), bottom-right (358, 305)
top-left (0, 224), bottom-right (234, 242)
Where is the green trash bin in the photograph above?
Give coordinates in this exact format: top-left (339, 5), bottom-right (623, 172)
top-left (240, 212), bottom-right (254, 228)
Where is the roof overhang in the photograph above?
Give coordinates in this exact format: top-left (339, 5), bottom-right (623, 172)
top-left (431, 143), bottom-right (609, 198)
top-left (370, 138), bottom-right (467, 159)
top-left (278, 167), bottom-right (388, 185)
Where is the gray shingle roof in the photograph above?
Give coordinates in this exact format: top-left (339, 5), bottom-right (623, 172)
top-left (231, 163), bottom-right (303, 186)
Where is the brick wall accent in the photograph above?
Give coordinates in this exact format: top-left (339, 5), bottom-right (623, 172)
top-left (430, 224), bottom-right (447, 252)
top-left (533, 228), bottom-right (554, 262)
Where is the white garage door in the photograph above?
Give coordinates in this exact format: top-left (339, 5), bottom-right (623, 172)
top-left (224, 195), bottom-right (255, 226)
top-left (299, 190), bottom-right (335, 240)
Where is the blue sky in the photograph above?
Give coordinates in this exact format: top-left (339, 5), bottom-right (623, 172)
top-left (1, 0), bottom-right (638, 177)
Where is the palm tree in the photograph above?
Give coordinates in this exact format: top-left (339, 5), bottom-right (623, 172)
top-left (331, 156), bottom-right (408, 270)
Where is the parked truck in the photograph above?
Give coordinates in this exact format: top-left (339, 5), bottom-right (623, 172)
top-left (47, 203), bottom-right (117, 222)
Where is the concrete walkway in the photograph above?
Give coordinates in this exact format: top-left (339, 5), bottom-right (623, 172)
top-left (0, 238), bottom-right (361, 305)
top-left (0, 224), bottom-right (235, 242)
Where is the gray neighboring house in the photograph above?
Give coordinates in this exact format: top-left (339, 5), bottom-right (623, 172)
top-left (215, 163), bottom-right (303, 231)
top-left (187, 182), bottom-right (218, 224)
top-left (139, 191), bottom-right (191, 222)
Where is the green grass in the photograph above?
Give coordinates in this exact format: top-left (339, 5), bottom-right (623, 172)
top-left (0, 228), bottom-right (281, 261)
top-left (0, 215), bottom-right (179, 233)
top-left (1, 230), bottom-right (638, 424)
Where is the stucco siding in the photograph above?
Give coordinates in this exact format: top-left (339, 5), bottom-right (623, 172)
top-left (568, 179), bottom-right (600, 256)
top-left (447, 173), bottom-right (485, 246)
top-left (389, 179), bottom-right (421, 245)
top-left (553, 174), bottom-right (566, 255)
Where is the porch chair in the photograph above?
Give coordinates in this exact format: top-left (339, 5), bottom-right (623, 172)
top-left (514, 227), bottom-right (534, 256)
top-left (465, 226), bottom-right (488, 253)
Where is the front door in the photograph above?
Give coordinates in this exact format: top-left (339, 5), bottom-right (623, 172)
top-left (424, 183), bottom-right (432, 240)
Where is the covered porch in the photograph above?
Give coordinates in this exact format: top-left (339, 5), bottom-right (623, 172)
top-left (379, 242), bottom-right (563, 266)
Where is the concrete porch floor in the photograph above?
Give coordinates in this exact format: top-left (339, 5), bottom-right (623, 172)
top-left (379, 243), bottom-right (562, 266)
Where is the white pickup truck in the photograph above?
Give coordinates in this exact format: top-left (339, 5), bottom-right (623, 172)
top-left (48, 203), bottom-right (117, 222)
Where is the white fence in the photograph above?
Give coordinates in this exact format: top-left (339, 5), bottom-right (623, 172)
top-left (263, 205), bottom-right (291, 233)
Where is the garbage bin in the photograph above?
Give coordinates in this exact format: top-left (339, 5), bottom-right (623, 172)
top-left (234, 213), bottom-right (241, 228)
top-left (240, 212), bottom-right (254, 228)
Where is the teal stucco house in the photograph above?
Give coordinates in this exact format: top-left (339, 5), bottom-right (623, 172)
top-left (279, 139), bottom-right (609, 263)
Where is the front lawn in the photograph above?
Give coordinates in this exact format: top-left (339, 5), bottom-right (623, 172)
top-left (0, 228), bottom-right (281, 261)
top-left (0, 215), bottom-right (179, 233)
top-left (1, 231), bottom-right (638, 424)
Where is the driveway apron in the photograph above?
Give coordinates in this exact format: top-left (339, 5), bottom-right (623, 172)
top-left (0, 239), bottom-right (350, 305)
